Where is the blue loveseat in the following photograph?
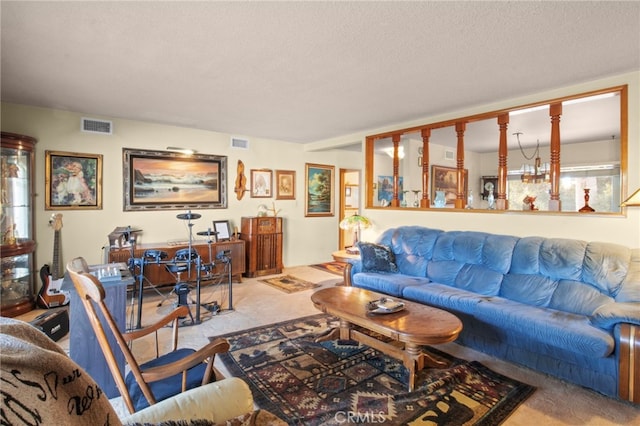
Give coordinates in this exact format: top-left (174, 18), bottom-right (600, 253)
top-left (344, 226), bottom-right (640, 404)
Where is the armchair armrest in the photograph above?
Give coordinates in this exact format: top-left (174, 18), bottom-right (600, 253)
top-left (121, 377), bottom-right (253, 425)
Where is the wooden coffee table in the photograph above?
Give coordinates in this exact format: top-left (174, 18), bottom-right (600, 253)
top-left (311, 286), bottom-right (462, 391)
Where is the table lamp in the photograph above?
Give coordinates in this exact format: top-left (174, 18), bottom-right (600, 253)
top-left (339, 214), bottom-right (372, 254)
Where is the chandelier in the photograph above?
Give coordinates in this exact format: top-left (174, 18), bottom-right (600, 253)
top-left (514, 132), bottom-right (550, 184)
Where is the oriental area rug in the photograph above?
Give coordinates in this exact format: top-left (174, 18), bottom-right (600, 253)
top-left (215, 314), bottom-right (535, 426)
top-left (258, 275), bottom-right (320, 294)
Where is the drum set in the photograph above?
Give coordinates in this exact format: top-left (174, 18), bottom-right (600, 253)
top-left (124, 211), bottom-right (233, 329)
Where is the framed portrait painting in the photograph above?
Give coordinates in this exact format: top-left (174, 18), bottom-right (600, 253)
top-left (122, 148), bottom-right (227, 211)
top-left (45, 150), bottom-right (103, 210)
top-left (250, 169), bottom-right (273, 198)
top-left (431, 165), bottom-right (468, 206)
top-left (305, 163), bottom-right (334, 217)
top-left (276, 170), bottom-right (295, 200)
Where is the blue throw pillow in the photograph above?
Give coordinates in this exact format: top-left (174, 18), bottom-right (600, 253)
top-left (358, 242), bottom-right (399, 273)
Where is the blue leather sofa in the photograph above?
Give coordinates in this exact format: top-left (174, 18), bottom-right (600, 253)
top-left (344, 226), bottom-right (640, 404)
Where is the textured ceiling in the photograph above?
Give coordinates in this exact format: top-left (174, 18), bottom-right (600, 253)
top-left (1, 1), bottom-right (639, 145)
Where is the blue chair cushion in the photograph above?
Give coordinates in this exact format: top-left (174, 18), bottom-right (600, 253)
top-left (126, 348), bottom-right (210, 411)
top-left (357, 242), bottom-right (399, 273)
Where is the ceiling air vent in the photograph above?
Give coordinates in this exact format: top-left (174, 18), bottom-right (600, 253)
top-left (81, 117), bottom-right (113, 135)
top-left (231, 137), bottom-right (249, 149)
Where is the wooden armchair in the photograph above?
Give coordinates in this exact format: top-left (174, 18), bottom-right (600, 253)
top-left (66, 257), bottom-right (230, 414)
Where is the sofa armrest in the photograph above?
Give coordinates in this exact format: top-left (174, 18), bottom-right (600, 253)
top-left (618, 323), bottom-right (640, 403)
top-left (343, 260), bottom-right (362, 287)
top-left (589, 302), bottom-right (640, 331)
top-left (121, 377), bottom-right (253, 425)
top-left (344, 262), bottom-right (353, 286)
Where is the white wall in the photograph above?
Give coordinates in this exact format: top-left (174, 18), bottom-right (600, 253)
top-left (310, 71), bottom-right (640, 248)
top-left (1, 104), bottom-right (361, 267)
top-left (2, 71), bottom-right (639, 275)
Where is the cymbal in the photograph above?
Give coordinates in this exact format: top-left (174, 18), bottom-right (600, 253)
top-left (197, 230), bottom-right (219, 236)
top-left (112, 227), bottom-right (142, 234)
top-left (176, 212), bottom-right (202, 220)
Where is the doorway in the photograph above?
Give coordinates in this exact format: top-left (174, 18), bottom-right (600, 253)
top-left (339, 168), bottom-right (361, 250)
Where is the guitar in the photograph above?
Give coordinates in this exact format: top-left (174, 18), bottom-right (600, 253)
top-left (37, 213), bottom-right (70, 308)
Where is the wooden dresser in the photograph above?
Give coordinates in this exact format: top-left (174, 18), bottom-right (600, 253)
top-left (108, 239), bottom-right (246, 285)
top-left (240, 217), bottom-right (283, 277)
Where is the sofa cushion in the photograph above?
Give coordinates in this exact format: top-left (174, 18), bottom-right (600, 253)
top-left (127, 348), bottom-right (211, 412)
top-left (548, 280), bottom-right (614, 315)
top-left (615, 248), bottom-right (640, 302)
top-left (583, 242), bottom-right (630, 297)
top-left (352, 272), bottom-right (428, 297)
top-left (395, 253), bottom-right (429, 277)
top-left (402, 282), bottom-right (483, 314)
top-left (510, 237), bottom-right (545, 274)
top-left (427, 262), bottom-right (503, 296)
top-left (500, 274), bottom-right (558, 307)
top-left (473, 298), bottom-right (615, 358)
top-left (539, 238), bottom-right (587, 281)
top-left (454, 264), bottom-right (504, 295)
top-left (357, 242), bottom-right (398, 273)
top-left (386, 226), bottom-right (442, 259)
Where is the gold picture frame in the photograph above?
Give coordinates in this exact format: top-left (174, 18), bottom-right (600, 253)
top-left (305, 163), bottom-right (334, 217)
top-left (431, 165), bottom-right (468, 206)
top-left (276, 170), bottom-right (295, 200)
top-left (45, 150), bottom-right (103, 210)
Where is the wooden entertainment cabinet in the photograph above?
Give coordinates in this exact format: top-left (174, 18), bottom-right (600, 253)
top-left (240, 216), bottom-right (283, 277)
top-left (108, 240), bottom-right (246, 286)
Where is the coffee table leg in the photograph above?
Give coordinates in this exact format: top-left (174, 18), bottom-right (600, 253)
top-left (405, 343), bottom-right (421, 391)
top-left (315, 319), bottom-right (352, 342)
top-left (404, 343), bottom-right (449, 391)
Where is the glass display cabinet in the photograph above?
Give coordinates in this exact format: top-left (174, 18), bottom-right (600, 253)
top-left (1, 132), bottom-right (37, 317)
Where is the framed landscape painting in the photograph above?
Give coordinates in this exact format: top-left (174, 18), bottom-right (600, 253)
top-left (431, 165), bottom-right (468, 206)
top-left (305, 163), bottom-right (334, 217)
top-left (45, 150), bottom-right (103, 210)
top-left (122, 148), bottom-right (227, 211)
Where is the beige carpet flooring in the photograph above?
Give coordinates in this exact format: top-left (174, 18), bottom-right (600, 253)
top-left (20, 265), bottom-right (640, 424)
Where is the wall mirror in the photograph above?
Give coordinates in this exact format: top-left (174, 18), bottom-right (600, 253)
top-left (366, 85), bottom-right (626, 214)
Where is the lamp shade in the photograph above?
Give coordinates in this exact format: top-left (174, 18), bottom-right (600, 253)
top-left (339, 214), bottom-right (372, 230)
top-left (621, 187), bottom-right (640, 207)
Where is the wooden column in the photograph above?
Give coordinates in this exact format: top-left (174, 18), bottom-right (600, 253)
top-left (548, 103), bottom-right (562, 211)
top-left (455, 122), bottom-right (466, 209)
top-left (497, 114), bottom-right (509, 210)
top-left (421, 128), bottom-right (431, 208)
top-left (365, 136), bottom-right (375, 208)
top-left (391, 134), bottom-right (401, 208)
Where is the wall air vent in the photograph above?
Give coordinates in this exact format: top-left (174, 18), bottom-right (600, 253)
top-left (444, 149), bottom-right (455, 161)
top-left (81, 117), bottom-right (113, 135)
top-left (231, 137), bottom-right (249, 149)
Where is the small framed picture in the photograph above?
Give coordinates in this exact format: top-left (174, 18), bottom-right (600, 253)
top-left (276, 170), bottom-right (295, 200)
top-left (213, 220), bottom-right (231, 241)
top-left (250, 169), bottom-right (272, 198)
top-left (45, 150), bottom-right (103, 210)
